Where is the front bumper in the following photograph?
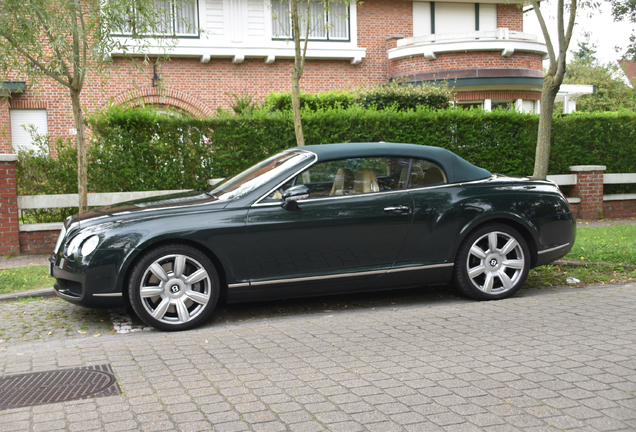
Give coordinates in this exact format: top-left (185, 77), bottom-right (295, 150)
top-left (50, 248), bottom-right (131, 308)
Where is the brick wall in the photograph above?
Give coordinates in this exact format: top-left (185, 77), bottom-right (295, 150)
top-left (0, 157), bottom-right (20, 255)
top-left (19, 229), bottom-right (61, 254)
top-left (497, 4), bottom-right (524, 32)
top-left (390, 51), bottom-right (543, 78)
top-left (603, 200), bottom-right (636, 219)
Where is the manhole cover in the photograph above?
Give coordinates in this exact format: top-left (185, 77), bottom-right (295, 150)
top-left (0, 364), bottom-right (120, 410)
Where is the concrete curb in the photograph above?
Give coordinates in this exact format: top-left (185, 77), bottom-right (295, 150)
top-left (0, 287), bottom-right (56, 302)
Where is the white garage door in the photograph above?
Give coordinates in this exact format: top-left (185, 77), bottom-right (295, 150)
top-left (10, 109), bottom-right (48, 153)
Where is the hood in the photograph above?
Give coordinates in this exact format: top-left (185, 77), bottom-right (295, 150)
top-left (68, 190), bottom-right (228, 230)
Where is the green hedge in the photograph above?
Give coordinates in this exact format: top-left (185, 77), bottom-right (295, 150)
top-left (17, 106), bottom-right (636, 213)
top-left (263, 82), bottom-right (453, 112)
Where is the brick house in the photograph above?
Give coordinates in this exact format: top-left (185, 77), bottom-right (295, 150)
top-left (0, 0), bottom-right (550, 153)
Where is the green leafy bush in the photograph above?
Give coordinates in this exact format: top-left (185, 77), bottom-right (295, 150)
top-left (352, 81), bottom-right (452, 111)
top-left (264, 82), bottom-right (452, 112)
top-left (16, 134), bottom-right (78, 223)
top-left (87, 105), bottom-right (215, 192)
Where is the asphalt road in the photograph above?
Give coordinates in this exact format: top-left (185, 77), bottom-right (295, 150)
top-left (0, 282), bottom-right (635, 431)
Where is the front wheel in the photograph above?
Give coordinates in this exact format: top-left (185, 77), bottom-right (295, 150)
top-left (454, 223), bottom-right (530, 300)
top-left (128, 244), bottom-right (220, 331)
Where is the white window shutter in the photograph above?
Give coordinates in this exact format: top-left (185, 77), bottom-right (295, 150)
top-left (10, 109), bottom-right (48, 153)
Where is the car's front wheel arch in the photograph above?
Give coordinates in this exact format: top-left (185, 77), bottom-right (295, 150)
top-left (127, 242), bottom-right (222, 331)
top-left (121, 239), bottom-right (228, 311)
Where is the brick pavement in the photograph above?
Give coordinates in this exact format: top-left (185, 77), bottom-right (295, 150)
top-left (0, 283), bottom-right (635, 431)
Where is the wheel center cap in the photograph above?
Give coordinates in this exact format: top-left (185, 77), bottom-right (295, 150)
top-left (486, 254), bottom-right (501, 271)
top-left (165, 279), bottom-right (186, 298)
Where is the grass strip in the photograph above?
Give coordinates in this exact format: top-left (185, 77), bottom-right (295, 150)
top-left (564, 225), bottom-right (636, 264)
top-left (0, 265), bottom-right (54, 294)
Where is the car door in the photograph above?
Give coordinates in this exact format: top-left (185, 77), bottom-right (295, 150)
top-left (244, 156), bottom-right (415, 290)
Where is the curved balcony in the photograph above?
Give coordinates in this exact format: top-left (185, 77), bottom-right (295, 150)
top-left (388, 29), bottom-right (548, 61)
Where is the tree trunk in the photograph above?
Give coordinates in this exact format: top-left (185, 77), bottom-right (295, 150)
top-left (70, 89), bottom-right (88, 213)
top-left (290, 0), bottom-right (305, 146)
top-left (532, 75), bottom-right (561, 180)
top-left (291, 67), bottom-right (305, 146)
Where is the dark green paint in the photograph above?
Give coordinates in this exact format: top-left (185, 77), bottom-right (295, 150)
top-left (50, 143), bottom-right (574, 310)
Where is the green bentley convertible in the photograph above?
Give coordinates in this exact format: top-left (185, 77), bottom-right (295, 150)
top-left (50, 143), bottom-right (575, 331)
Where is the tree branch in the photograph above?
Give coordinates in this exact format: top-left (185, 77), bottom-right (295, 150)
top-left (0, 31), bottom-right (70, 88)
top-left (29, 0), bottom-right (72, 82)
top-left (530, 0), bottom-right (556, 72)
top-left (78, 0), bottom-right (88, 90)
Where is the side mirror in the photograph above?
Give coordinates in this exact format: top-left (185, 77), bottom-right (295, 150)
top-left (282, 185), bottom-right (309, 211)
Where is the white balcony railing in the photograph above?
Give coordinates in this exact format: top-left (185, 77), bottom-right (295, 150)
top-left (389, 28), bottom-right (548, 61)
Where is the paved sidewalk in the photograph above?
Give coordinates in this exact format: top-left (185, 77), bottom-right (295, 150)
top-left (0, 254), bottom-right (49, 270)
top-left (0, 282), bottom-right (635, 431)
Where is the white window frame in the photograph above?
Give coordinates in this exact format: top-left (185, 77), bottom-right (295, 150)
top-left (115, 0), bottom-right (200, 38)
top-left (271, 0), bottom-right (350, 42)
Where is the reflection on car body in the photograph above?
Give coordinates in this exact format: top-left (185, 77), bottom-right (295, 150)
top-left (50, 143), bottom-right (575, 331)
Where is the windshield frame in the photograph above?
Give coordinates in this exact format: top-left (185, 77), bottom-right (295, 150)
top-left (209, 150), bottom-right (314, 201)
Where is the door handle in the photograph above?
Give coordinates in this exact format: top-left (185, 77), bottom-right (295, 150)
top-left (384, 205), bottom-right (410, 213)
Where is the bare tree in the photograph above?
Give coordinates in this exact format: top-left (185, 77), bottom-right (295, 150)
top-left (275, 0), bottom-right (353, 146)
top-left (529, 0), bottom-right (578, 179)
top-left (0, 0), bottom-right (180, 212)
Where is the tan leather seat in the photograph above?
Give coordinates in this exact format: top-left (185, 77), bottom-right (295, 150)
top-left (422, 166), bottom-right (445, 185)
top-left (330, 168), bottom-right (354, 196)
top-left (409, 166), bottom-right (426, 187)
top-left (353, 168), bottom-right (380, 194)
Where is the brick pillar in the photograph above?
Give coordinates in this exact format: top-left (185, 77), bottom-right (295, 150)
top-left (0, 155), bottom-right (20, 256)
top-left (0, 97), bottom-right (12, 154)
top-left (569, 165), bottom-right (606, 220)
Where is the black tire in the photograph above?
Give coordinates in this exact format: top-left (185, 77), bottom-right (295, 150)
top-left (453, 223), bottom-right (530, 300)
top-left (128, 244), bottom-right (220, 331)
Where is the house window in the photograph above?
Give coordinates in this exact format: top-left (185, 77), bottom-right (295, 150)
top-left (413, 2), bottom-right (496, 37)
top-left (10, 109), bottom-right (48, 153)
top-left (272, 0), bottom-right (349, 41)
top-left (117, 0), bottom-right (199, 37)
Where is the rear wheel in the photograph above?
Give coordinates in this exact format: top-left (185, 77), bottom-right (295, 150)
top-left (128, 244), bottom-right (219, 331)
top-left (454, 223), bottom-right (530, 300)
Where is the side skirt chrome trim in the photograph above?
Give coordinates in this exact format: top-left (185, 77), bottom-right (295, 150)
top-left (229, 263), bottom-right (454, 289)
top-left (228, 283), bottom-right (251, 289)
top-left (388, 263), bottom-right (454, 273)
top-left (93, 293), bottom-right (123, 297)
top-left (537, 243), bottom-right (571, 255)
top-left (250, 269), bottom-right (389, 287)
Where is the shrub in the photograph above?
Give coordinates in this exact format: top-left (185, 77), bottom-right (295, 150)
top-left (264, 82), bottom-right (452, 112)
top-left (86, 105), bottom-right (215, 192)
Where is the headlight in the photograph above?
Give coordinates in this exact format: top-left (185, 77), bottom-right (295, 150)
top-left (67, 235), bottom-right (84, 256)
top-left (67, 234), bottom-right (100, 257)
top-left (80, 235), bottom-right (100, 256)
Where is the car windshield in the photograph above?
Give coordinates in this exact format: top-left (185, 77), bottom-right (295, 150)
top-left (210, 150), bottom-right (313, 200)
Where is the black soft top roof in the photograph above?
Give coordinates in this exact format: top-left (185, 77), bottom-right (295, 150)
top-left (293, 142), bottom-right (491, 184)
